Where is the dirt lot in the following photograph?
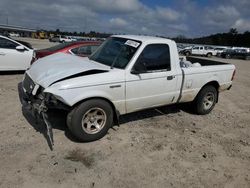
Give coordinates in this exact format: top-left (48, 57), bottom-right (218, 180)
top-left (0, 38), bottom-right (250, 188)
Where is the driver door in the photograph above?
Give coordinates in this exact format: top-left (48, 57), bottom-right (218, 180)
top-left (125, 44), bottom-right (178, 113)
top-left (191, 46), bottom-right (199, 55)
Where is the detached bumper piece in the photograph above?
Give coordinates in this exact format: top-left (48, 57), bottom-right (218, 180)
top-left (18, 77), bottom-right (54, 148)
top-left (42, 111), bottom-right (54, 146)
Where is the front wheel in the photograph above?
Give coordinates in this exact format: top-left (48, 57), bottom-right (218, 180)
top-left (206, 53), bottom-right (212, 57)
top-left (67, 99), bottom-right (113, 142)
top-left (193, 85), bottom-right (218, 115)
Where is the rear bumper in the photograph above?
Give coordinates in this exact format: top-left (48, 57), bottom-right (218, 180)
top-left (219, 83), bottom-right (232, 92)
top-left (227, 85), bottom-right (232, 90)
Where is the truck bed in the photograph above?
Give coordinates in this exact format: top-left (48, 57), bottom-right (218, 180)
top-left (179, 56), bottom-right (235, 103)
top-left (186, 56), bottom-right (228, 66)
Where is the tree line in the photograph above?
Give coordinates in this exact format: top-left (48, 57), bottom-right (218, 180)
top-left (173, 28), bottom-right (250, 47)
top-left (47, 29), bottom-right (111, 38)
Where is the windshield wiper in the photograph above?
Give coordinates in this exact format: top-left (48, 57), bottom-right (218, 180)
top-left (110, 48), bottom-right (123, 69)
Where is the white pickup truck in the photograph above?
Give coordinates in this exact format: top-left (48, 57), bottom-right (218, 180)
top-left (185, 46), bottom-right (217, 57)
top-left (19, 35), bottom-right (235, 142)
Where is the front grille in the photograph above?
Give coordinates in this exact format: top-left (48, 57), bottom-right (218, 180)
top-left (22, 74), bottom-right (35, 94)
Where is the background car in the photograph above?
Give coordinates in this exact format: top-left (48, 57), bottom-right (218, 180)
top-left (35, 41), bottom-right (101, 60)
top-left (49, 36), bottom-right (60, 42)
top-left (0, 35), bottom-right (35, 71)
top-left (221, 49), bottom-right (250, 60)
top-left (214, 47), bottom-right (228, 56)
top-left (59, 36), bottom-right (77, 43)
top-left (178, 46), bottom-right (193, 56)
top-left (9, 32), bottom-right (20, 37)
top-left (191, 46), bottom-right (216, 57)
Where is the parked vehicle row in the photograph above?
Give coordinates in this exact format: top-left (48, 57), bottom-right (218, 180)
top-left (49, 35), bottom-right (77, 43)
top-left (179, 45), bottom-right (226, 57)
top-left (179, 44), bottom-right (250, 60)
top-left (19, 35), bottom-right (236, 142)
top-left (221, 49), bottom-right (250, 60)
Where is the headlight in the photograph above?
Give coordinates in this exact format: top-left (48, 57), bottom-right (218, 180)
top-left (33, 51), bottom-right (36, 58)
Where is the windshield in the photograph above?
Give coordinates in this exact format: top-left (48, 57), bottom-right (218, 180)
top-left (89, 37), bottom-right (141, 69)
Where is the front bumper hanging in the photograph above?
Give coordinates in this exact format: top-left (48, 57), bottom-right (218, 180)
top-left (18, 83), bottom-right (54, 148)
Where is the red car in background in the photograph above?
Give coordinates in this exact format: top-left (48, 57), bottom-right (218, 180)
top-left (35, 41), bottom-right (101, 60)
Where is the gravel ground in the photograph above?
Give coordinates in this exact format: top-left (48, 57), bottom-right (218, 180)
top-left (0, 38), bottom-right (250, 188)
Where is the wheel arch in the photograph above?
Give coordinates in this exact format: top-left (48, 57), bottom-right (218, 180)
top-left (206, 52), bottom-right (212, 56)
top-left (72, 96), bottom-right (120, 126)
top-left (195, 81), bottom-right (220, 102)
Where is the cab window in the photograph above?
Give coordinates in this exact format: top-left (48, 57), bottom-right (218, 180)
top-left (134, 44), bottom-right (171, 72)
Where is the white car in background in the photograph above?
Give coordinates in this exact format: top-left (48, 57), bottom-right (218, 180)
top-left (0, 35), bottom-right (35, 71)
top-left (59, 35), bottom-right (77, 43)
top-left (9, 32), bottom-right (20, 37)
top-left (214, 47), bottom-right (228, 56)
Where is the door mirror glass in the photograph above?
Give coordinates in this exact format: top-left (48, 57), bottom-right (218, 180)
top-left (16, 45), bottom-right (25, 51)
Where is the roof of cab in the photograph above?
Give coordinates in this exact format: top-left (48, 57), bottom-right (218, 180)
top-left (112, 35), bottom-right (174, 44)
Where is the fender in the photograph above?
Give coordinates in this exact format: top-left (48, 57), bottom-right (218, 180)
top-left (45, 84), bottom-right (126, 115)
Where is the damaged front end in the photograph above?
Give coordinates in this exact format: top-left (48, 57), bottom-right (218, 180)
top-left (18, 73), bottom-right (70, 147)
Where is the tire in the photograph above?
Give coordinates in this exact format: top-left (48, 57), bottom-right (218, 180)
top-left (193, 85), bottom-right (218, 115)
top-left (206, 53), bottom-right (212, 57)
top-left (185, 51), bottom-right (191, 56)
top-left (225, 54), bottom-right (231, 59)
top-left (67, 99), bottom-right (113, 142)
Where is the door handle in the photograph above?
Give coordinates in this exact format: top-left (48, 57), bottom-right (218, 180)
top-left (110, 85), bottom-right (121, 88)
top-left (167, 75), bottom-right (175, 80)
top-left (0, 52), bottom-right (6, 56)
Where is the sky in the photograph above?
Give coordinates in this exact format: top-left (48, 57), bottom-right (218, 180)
top-left (0, 0), bottom-right (250, 37)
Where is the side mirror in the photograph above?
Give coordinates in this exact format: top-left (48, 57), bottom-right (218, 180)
top-left (131, 69), bottom-right (141, 75)
top-left (16, 45), bottom-right (25, 51)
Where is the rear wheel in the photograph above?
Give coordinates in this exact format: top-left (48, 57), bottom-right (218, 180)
top-left (67, 99), bottom-right (113, 142)
top-left (225, 54), bottom-right (231, 59)
top-left (185, 51), bottom-right (191, 56)
top-left (193, 85), bottom-right (218, 115)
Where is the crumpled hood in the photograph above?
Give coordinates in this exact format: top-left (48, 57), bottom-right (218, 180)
top-left (27, 53), bottom-right (109, 88)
